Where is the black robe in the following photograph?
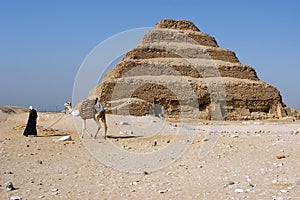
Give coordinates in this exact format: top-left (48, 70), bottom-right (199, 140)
top-left (23, 109), bottom-right (38, 136)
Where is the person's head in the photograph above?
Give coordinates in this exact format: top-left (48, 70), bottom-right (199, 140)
top-left (29, 106), bottom-right (33, 110)
top-left (95, 97), bottom-right (99, 104)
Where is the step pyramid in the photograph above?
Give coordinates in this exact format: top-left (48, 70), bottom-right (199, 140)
top-left (90, 19), bottom-right (298, 120)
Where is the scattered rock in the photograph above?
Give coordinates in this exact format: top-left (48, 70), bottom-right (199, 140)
top-left (248, 183), bottom-right (255, 188)
top-left (276, 155), bottom-right (286, 159)
top-left (228, 181), bottom-right (235, 185)
top-left (6, 182), bottom-right (16, 191)
top-left (143, 171), bottom-right (148, 175)
top-left (272, 180), bottom-right (278, 184)
top-left (10, 196), bottom-right (21, 200)
top-left (130, 181), bottom-right (138, 186)
top-left (153, 140), bottom-right (157, 146)
top-left (234, 188), bottom-right (244, 193)
top-left (246, 176), bottom-right (251, 182)
top-left (56, 135), bottom-right (71, 142)
top-left (120, 121), bottom-right (129, 125)
top-left (287, 186), bottom-right (293, 190)
top-left (158, 189), bottom-right (168, 194)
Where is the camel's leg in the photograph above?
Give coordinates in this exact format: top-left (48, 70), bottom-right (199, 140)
top-left (94, 114), bottom-right (102, 139)
top-left (81, 119), bottom-right (86, 138)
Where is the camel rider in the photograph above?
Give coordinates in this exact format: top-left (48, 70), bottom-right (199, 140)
top-left (94, 97), bottom-right (108, 138)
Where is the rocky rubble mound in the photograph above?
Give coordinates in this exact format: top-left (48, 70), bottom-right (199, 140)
top-left (90, 19), bottom-right (299, 120)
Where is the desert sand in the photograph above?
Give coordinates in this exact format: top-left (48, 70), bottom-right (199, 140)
top-left (1, 108), bottom-right (299, 199)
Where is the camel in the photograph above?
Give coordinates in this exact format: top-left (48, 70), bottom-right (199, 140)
top-left (64, 100), bottom-right (107, 139)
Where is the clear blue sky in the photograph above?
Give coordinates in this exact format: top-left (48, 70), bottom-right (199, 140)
top-left (1, 0), bottom-right (299, 111)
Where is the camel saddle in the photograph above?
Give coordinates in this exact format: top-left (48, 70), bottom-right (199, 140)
top-left (80, 99), bottom-right (96, 120)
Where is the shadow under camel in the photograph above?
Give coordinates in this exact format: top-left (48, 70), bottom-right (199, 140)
top-left (105, 135), bottom-right (142, 139)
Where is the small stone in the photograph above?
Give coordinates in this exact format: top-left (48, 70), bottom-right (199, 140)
top-left (158, 189), bottom-right (167, 194)
top-left (143, 171), bottom-right (148, 175)
top-left (10, 196), bottom-right (21, 200)
top-left (272, 180), bottom-right (278, 184)
top-left (246, 176), bottom-right (251, 182)
top-left (130, 181), bottom-right (138, 186)
top-left (203, 138), bottom-right (209, 142)
top-left (153, 140), bottom-right (157, 146)
top-left (249, 183), bottom-right (255, 188)
top-left (280, 189), bottom-right (287, 193)
top-left (56, 135), bottom-right (71, 142)
top-left (234, 188), bottom-right (244, 193)
top-left (276, 155), bottom-right (286, 159)
top-left (6, 182), bottom-right (16, 191)
top-left (228, 181), bottom-right (235, 185)
top-left (120, 121), bottom-right (128, 125)
top-left (166, 172), bottom-right (171, 176)
top-left (52, 188), bottom-right (59, 192)
top-left (293, 130), bottom-right (299, 135)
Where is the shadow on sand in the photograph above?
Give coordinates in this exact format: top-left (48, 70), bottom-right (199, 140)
top-left (36, 133), bottom-right (70, 138)
top-left (106, 135), bottom-right (142, 139)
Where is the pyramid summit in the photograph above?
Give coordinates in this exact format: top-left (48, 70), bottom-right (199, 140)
top-left (90, 19), bottom-right (299, 120)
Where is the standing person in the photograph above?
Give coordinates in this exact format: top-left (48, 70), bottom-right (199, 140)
top-left (23, 106), bottom-right (38, 137)
top-left (94, 97), bottom-right (108, 138)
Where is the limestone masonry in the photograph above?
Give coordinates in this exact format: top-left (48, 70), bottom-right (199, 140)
top-left (90, 19), bottom-right (299, 120)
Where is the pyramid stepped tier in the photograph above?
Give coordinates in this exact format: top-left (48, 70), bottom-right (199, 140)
top-left (90, 19), bottom-right (299, 120)
top-left (103, 59), bottom-right (258, 80)
top-left (141, 28), bottom-right (219, 47)
top-left (123, 45), bottom-right (239, 63)
top-left (92, 76), bottom-right (283, 119)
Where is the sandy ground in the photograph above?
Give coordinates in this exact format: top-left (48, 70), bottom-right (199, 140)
top-left (0, 110), bottom-right (300, 200)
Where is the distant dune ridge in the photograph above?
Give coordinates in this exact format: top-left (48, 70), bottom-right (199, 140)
top-left (90, 19), bottom-right (298, 120)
